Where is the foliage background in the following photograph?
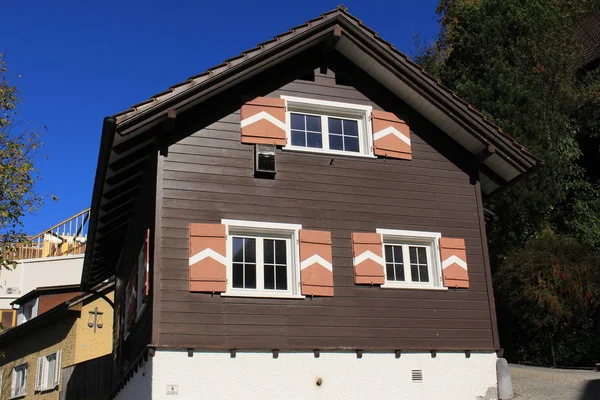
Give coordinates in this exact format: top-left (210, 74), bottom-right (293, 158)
top-left (417, 0), bottom-right (600, 365)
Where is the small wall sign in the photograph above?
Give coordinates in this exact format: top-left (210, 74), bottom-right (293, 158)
top-left (166, 384), bottom-right (179, 395)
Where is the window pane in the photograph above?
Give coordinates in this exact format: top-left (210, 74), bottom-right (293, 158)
top-left (291, 113), bottom-right (305, 130)
top-left (344, 136), bottom-right (359, 152)
top-left (328, 118), bottom-right (343, 134)
top-left (343, 120), bottom-right (359, 137)
top-left (307, 132), bottom-right (322, 148)
top-left (275, 240), bottom-right (286, 264)
top-left (2, 311), bottom-right (13, 329)
top-left (244, 238), bottom-right (256, 263)
top-left (233, 263), bottom-right (244, 288)
top-left (329, 134), bottom-right (343, 150)
top-left (245, 264), bottom-right (256, 288)
top-left (419, 265), bottom-right (429, 283)
top-left (264, 239), bottom-right (274, 264)
top-left (306, 115), bottom-right (321, 132)
top-left (394, 246), bottom-right (403, 263)
top-left (418, 247), bottom-right (427, 264)
top-left (411, 264), bottom-right (419, 282)
top-left (47, 354), bottom-right (56, 388)
top-left (232, 238), bottom-right (244, 262)
top-left (409, 247), bottom-right (418, 264)
top-left (395, 264), bottom-right (405, 281)
top-left (385, 245), bottom-right (393, 262)
top-left (291, 130), bottom-right (306, 147)
top-left (264, 265), bottom-right (275, 290)
top-left (386, 263), bottom-right (395, 280)
top-left (276, 265), bottom-right (288, 290)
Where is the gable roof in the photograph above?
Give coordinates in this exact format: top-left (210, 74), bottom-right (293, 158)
top-left (81, 5), bottom-right (538, 290)
top-left (11, 284), bottom-right (81, 306)
top-left (575, 11), bottom-right (600, 69)
top-left (0, 280), bottom-right (113, 345)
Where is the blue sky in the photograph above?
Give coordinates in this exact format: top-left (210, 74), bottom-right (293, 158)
top-left (3, 0), bottom-right (440, 235)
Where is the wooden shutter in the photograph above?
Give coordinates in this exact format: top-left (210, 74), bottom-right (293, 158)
top-left (35, 358), bottom-right (43, 391)
top-left (352, 233), bottom-right (385, 285)
top-left (11, 366), bottom-right (17, 396)
top-left (440, 238), bottom-right (469, 288)
top-left (240, 97), bottom-right (287, 146)
top-left (189, 224), bottom-right (227, 293)
top-left (299, 230), bottom-right (334, 297)
top-left (372, 110), bottom-right (411, 160)
top-left (144, 229), bottom-right (150, 298)
top-left (53, 350), bottom-right (62, 387)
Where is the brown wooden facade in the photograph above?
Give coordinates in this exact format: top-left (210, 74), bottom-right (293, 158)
top-left (85, 8), bottom-right (538, 395)
top-left (156, 59), bottom-right (498, 351)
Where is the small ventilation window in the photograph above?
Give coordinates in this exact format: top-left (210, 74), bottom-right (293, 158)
top-left (411, 370), bottom-right (423, 383)
top-left (255, 144), bottom-right (276, 176)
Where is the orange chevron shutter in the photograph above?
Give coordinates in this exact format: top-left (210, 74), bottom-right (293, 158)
top-left (372, 110), bottom-right (411, 160)
top-left (189, 223), bottom-right (227, 293)
top-left (240, 97), bottom-right (287, 146)
top-left (440, 238), bottom-right (469, 288)
top-left (352, 233), bottom-right (385, 285)
top-left (299, 230), bottom-right (333, 297)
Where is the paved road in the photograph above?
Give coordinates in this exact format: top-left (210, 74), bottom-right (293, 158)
top-left (510, 364), bottom-right (600, 400)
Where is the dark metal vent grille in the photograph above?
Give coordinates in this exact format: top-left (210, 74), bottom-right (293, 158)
top-left (412, 370), bottom-right (423, 383)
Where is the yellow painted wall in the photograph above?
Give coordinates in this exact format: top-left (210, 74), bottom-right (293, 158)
top-left (71, 292), bottom-right (114, 366)
top-left (0, 311), bottom-right (76, 400)
top-left (0, 291), bottom-right (114, 400)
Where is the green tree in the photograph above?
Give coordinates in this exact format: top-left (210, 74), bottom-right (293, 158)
top-left (495, 233), bottom-right (600, 366)
top-left (0, 54), bottom-right (45, 269)
top-left (416, 0), bottom-right (600, 364)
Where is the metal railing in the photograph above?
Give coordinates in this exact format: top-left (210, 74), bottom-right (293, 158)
top-left (15, 208), bottom-right (91, 260)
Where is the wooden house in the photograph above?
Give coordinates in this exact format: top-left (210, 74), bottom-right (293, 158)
top-left (81, 6), bottom-right (538, 400)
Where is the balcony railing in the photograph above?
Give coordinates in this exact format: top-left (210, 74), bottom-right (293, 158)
top-left (15, 208), bottom-right (91, 260)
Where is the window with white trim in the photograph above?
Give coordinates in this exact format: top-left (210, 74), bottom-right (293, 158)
top-left (223, 220), bottom-right (303, 298)
top-left (282, 96), bottom-right (373, 157)
top-left (377, 229), bottom-right (445, 290)
top-left (11, 363), bottom-right (27, 398)
top-left (35, 350), bottom-right (61, 392)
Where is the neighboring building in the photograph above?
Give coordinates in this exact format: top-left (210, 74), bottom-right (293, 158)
top-left (11, 285), bottom-right (81, 326)
top-left (0, 281), bottom-right (114, 400)
top-left (0, 209), bottom-right (90, 330)
top-left (81, 6), bottom-right (538, 400)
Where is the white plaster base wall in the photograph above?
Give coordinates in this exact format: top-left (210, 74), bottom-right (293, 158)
top-left (114, 359), bottom-right (153, 400)
top-left (146, 350), bottom-right (498, 400)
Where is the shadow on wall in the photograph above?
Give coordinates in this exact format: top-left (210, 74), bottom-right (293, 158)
top-left (580, 379), bottom-right (600, 400)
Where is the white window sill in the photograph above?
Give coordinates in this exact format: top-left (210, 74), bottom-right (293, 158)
top-left (10, 393), bottom-right (26, 399)
top-left (381, 283), bottom-right (448, 291)
top-left (282, 146), bottom-right (377, 159)
top-left (221, 291), bottom-right (305, 300)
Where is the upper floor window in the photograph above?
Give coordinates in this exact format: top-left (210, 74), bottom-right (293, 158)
top-left (35, 350), bottom-right (61, 392)
top-left (222, 220), bottom-right (303, 299)
top-left (11, 363), bottom-right (28, 398)
top-left (282, 96), bottom-right (373, 157)
top-left (377, 229), bottom-right (445, 290)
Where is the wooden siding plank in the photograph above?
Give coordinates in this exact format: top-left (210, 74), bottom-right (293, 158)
top-left (157, 67), bottom-right (495, 351)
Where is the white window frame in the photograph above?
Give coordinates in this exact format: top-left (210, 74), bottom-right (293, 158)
top-left (377, 229), bottom-right (447, 291)
top-left (221, 219), bottom-right (304, 299)
top-left (36, 350), bottom-right (61, 392)
top-left (11, 363), bottom-right (27, 398)
top-left (281, 95), bottom-right (375, 158)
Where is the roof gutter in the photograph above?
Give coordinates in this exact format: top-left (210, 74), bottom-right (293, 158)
top-left (81, 116), bottom-right (117, 291)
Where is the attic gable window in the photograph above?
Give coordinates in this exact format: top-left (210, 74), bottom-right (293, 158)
top-left (282, 96), bottom-right (373, 157)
